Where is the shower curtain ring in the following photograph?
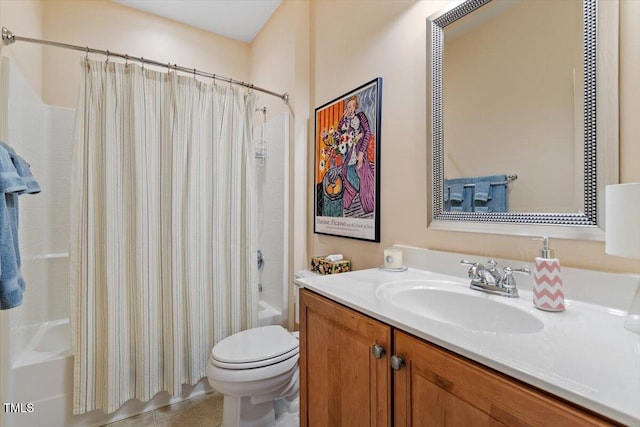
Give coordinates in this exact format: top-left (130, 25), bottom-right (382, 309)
top-left (105, 50), bottom-right (109, 64)
top-left (85, 46), bottom-right (89, 60)
top-left (141, 57), bottom-right (144, 70)
top-left (193, 68), bottom-right (197, 79)
top-left (125, 54), bottom-right (128, 66)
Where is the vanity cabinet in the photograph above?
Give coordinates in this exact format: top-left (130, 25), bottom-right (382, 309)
top-left (393, 330), bottom-right (615, 427)
top-left (300, 289), bottom-right (619, 427)
top-left (299, 288), bottom-right (391, 426)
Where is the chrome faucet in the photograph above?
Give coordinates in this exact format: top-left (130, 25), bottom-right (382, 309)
top-left (482, 259), bottom-right (502, 285)
top-left (460, 259), bottom-right (530, 298)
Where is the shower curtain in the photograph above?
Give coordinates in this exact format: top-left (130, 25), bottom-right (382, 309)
top-left (69, 59), bottom-right (258, 414)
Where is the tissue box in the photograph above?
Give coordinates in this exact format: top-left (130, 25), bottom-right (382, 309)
top-left (310, 256), bottom-right (351, 275)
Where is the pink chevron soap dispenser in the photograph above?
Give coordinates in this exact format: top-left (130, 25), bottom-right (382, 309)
top-left (532, 237), bottom-right (565, 311)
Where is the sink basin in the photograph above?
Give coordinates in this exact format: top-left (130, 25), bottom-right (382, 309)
top-left (376, 280), bottom-right (544, 334)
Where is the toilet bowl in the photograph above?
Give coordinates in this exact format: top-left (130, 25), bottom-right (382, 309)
top-left (207, 325), bottom-right (300, 427)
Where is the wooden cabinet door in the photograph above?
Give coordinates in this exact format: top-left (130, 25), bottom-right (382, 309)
top-left (300, 289), bottom-right (392, 427)
top-left (393, 330), bottom-right (617, 427)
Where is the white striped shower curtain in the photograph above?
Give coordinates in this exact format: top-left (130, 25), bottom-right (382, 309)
top-left (70, 59), bottom-right (258, 414)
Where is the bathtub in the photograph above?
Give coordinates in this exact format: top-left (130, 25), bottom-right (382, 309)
top-left (258, 299), bottom-right (283, 326)
top-left (6, 319), bottom-right (75, 427)
top-left (3, 301), bottom-right (283, 427)
top-left (5, 318), bottom-right (213, 427)
top-left (13, 319), bottom-right (72, 368)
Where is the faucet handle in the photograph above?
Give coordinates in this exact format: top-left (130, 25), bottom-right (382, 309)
top-left (501, 266), bottom-right (530, 296)
top-left (504, 266), bottom-right (531, 276)
top-left (487, 259), bottom-right (498, 268)
top-left (460, 260), bottom-right (484, 281)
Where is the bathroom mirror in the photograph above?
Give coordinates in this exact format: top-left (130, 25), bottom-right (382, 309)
top-left (427, 0), bottom-right (618, 240)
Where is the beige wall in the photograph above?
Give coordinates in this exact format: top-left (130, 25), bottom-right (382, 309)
top-left (619, 0), bottom-right (640, 185)
top-left (250, 1), bottom-right (294, 120)
top-left (2, 0), bottom-right (250, 108)
top-left (0, 0), bottom-right (44, 99)
top-left (309, 0), bottom-right (640, 275)
top-left (38, 0), bottom-right (250, 108)
top-left (250, 0), bottom-right (310, 329)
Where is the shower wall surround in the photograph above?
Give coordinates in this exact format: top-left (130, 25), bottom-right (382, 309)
top-left (0, 55), bottom-right (76, 427)
top-left (256, 112), bottom-right (290, 323)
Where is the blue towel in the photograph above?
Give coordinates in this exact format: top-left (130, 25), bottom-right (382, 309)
top-left (443, 187), bottom-right (450, 211)
top-left (0, 142), bottom-right (39, 310)
top-left (474, 181), bottom-right (492, 202)
top-left (445, 175), bottom-right (509, 213)
top-left (473, 180), bottom-right (491, 213)
top-left (488, 183), bottom-right (508, 212)
top-left (449, 184), bottom-right (465, 201)
top-left (0, 145), bottom-right (25, 309)
top-left (6, 146), bottom-right (35, 294)
top-left (0, 145), bottom-right (26, 194)
top-left (444, 179), bottom-right (473, 212)
top-left (1, 143), bottom-right (40, 194)
top-left (471, 175), bottom-right (508, 212)
top-left (0, 193), bottom-right (23, 310)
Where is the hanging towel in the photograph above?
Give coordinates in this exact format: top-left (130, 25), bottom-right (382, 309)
top-left (449, 183), bottom-right (465, 202)
top-left (0, 142), bottom-right (39, 310)
top-left (474, 181), bottom-right (492, 202)
top-left (444, 179), bottom-right (473, 212)
top-left (473, 180), bottom-right (492, 213)
top-left (471, 174), bottom-right (508, 212)
top-left (2, 149), bottom-right (41, 194)
top-left (0, 145), bottom-right (26, 310)
top-left (0, 144), bottom-right (26, 194)
top-left (449, 183), bottom-right (465, 212)
top-left (488, 182), bottom-right (508, 212)
top-left (5, 144), bottom-right (40, 299)
top-left (443, 186), bottom-right (450, 211)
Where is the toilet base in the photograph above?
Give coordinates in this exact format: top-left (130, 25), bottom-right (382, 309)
top-left (222, 394), bottom-right (299, 427)
top-left (274, 396), bottom-right (299, 427)
top-left (274, 411), bottom-right (299, 427)
top-left (223, 395), bottom-right (273, 427)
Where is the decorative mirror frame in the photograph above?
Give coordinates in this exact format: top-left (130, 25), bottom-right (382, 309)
top-left (427, 0), bottom-right (619, 240)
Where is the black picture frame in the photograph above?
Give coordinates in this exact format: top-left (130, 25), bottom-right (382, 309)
top-left (313, 78), bottom-right (382, 242)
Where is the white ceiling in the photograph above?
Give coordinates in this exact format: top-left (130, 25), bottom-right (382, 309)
top-left (112, 0), bottom-right (282, 43)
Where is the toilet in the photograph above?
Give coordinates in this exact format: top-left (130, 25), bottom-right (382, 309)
top-left (206, 325), bottom-right (300, 427)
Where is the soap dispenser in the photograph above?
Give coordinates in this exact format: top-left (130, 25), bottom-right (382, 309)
top-left (532, 237), bottom-right (565, 311)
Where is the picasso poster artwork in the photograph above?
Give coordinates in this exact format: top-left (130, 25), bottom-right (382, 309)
top-left (314, 78), bottom-right (381, 242)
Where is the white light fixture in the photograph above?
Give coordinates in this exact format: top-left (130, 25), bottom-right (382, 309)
top-left (605, 183), bottom-right (640, 334)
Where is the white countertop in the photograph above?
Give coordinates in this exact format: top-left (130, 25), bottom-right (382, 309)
top-left (296, 266), bottom-right (640, 426)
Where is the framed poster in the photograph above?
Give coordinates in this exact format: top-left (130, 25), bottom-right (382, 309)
top-left (314, 78), bottom-right (382, 242)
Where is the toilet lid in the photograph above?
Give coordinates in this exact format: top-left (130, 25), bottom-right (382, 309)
top-left (212, 325), bottom-right (299, 366)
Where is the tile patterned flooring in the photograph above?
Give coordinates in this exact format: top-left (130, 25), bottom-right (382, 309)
top-left (103, 393), bottom-right (223, 427)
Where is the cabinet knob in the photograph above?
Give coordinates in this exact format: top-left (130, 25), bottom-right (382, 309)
top-left (391, 355), bottom-right (405, 371)
top-left (371, 344), bottom-right (386, 359)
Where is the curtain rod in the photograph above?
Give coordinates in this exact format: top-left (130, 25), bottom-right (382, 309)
top-left (1, 27), bottom-right (289, 103)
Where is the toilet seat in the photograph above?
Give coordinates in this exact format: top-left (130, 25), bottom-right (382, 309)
top-left (211, 325), bottom-right (299, 370)
top-left (207, 325), bottom-right (301, 427)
